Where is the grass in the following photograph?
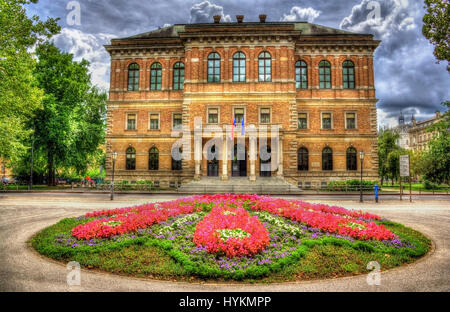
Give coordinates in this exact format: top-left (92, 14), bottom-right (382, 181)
top-left (382, 183), bottom-right (450, 193)
top-left (30, 213), bottom-right (431, 283)
top-left (2, 184), bottom-right (72, 191)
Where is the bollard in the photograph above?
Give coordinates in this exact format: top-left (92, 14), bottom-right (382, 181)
top-left (374, 184), bottom-right (379, 203)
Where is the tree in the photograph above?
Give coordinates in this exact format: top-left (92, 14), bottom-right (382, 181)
top-left (377, 129), bottom-right (401, 185)
top-left (33, 43), bottom-right (107, 185)
top-left (406, 149), bottom-right (423, 180)
top-left (419, 101), bottom-right (450, 184)
top-left (422, 0), bottom-right (450, 71)
top-left (0, 0), bottom-right (60, 163)
top-left (386, 149), bottom-right (402, 185)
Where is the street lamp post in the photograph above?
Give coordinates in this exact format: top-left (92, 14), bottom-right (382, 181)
top-left (110, 151), bottom-right (117, 201)
top-left (360, 151), bottom-right (365, 203)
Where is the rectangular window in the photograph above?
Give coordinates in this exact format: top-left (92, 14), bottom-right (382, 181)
top-left (298, 113), bottom-right (308, 129)
top-left (127, 113), bottom-right (137, 130)
top-left (346, 112), bottom-right (356, 129)
top-left (208, 108), bottom-right (219, 124)
top-left (322, 113), bottom-right (332, 129)
top-left (149, 113), bottom-right (159, 130)
top-left (260, 108), bottom-right (270, 124)
top-left (173, 113), bottom-right (182, 130)
top-left (234, 108), bottom-right (245, 123)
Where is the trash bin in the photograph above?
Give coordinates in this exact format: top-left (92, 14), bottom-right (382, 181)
top-left (374, 184), bottom-right (379, 203)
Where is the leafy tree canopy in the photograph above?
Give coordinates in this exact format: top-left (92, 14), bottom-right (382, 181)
top-left (378, 129), bottom-right (401, 183)
top-left (420, 101), bottom-right (450, 184)
top-left (33, 43), bottom-right (107, 185)
top-left (0, 0), bottom-right (60, 162)
top-left (422, 0), bottom-right (450, 71)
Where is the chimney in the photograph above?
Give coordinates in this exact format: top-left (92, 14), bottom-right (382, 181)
top-left (213, 15), bottom-right (221, 23)
top-left (259, 14), bottom-right (267, 23)
top-left (236, 15), bottom-right (244, 23)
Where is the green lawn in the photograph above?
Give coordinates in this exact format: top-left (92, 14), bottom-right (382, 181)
top-left (382, 183), bottom-right (450, 193)
top-left (2, 184), bottom-right (72, 191)
top-left (30, 215), bottom-right (431, 283)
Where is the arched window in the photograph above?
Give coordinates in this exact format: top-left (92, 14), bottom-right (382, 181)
top-left (322, 147), bottom-right (333, 171)
top-left (346, 147), bottom-right (357, 171)
top-left (295, 60), bottom-right (307, 89)
top-left (127, 63), bottom-right (139, 91)
top-left (207, 52), bottom-right (221, 82)
top-left (149, 147), bottom-right (159, 170)
top-left (150, 62), bottom-right (162, 90)
top-left (173, 62), bottom-right (185, 90)
top-left (319, 60), bottom-right (331, 89)
top-left (343, 60), bottom-right (355, 89)
top-left (298, 147), bottom-right (309, 171)
top-left (171, 146), bottom-right (182, 171)
top-left (233, 52), bottom-right (246, 82)
top-left (258, 51), bottom-right (271, 82)
top-left (126, 147), bottom-right (136, 170)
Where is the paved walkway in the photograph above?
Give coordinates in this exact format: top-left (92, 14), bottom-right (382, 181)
top-left (0, 193), bottom-right (448, 292)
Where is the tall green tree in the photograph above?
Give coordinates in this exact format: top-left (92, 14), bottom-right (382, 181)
top-left (33, 43), bottom-right (107, 185)
top-left (0, 0), bottom-right (60, 163)
top-left (386, 149), bottom-right (403, 185)
top-left (422, 0), bottom-right (450, 71)
top-left (419, 101), bottom-right (450, 184)
top-left (377, 129), bottom-right (401, 185)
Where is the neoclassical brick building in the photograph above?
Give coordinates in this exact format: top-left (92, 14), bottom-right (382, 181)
top-left (104, 15), bottom-right (380, 188)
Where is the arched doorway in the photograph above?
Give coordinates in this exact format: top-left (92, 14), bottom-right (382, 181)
top-left (260, 145), bottom-right (271, 177)
top-left (207, 145), bottom-right (219, 177)
top-left (232, 144), bottom-right (247, 177)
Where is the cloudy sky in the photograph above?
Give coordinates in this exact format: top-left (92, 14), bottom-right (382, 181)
top-left (26, 0), bottom-right (449, 127)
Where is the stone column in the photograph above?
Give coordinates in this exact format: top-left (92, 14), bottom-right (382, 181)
top-left (249, 135), bottom-right (257, 182)
top-left (221, 135), bottom-right (228, 181)
top-left (277, 135), bottom-right (284, 177)
top-left (194, 136), bottom-right (201, 181)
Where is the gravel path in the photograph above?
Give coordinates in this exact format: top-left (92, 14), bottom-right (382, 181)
top-left (0, 193), bottom-right (448, 292)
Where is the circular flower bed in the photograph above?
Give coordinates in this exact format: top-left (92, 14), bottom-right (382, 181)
top-left (31, 194), bottom-right (431, 281)
top-left (193, 206), bottom-right (270, 258)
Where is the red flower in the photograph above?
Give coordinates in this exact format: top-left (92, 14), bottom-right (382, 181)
top-left (193, 206), bottom-right (270, 258)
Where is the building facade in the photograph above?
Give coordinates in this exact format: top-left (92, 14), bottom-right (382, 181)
top-left (394, 111), bottom-right (442, 152)
top-left (104, 15), bottom-right (380, 188)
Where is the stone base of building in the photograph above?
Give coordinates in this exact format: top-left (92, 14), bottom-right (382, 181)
top-left (106, 169), bottom-right (378, 191)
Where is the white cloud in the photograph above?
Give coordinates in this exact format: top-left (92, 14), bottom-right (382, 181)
top-left (339, 0), bottom-right (449, 128)
top-left (190, 1), bottom-right (231, 23)
top-left (340, 0), bottom-right (415, 41)
top-left (281, 6), bottom-right (321, 23)
top-left (53, 28), bottom-right (117, 91)
top-left (377, 109), bottom-right (398, 129)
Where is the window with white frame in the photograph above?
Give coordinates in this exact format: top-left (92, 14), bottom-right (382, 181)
top-left (298, 112), bottom-right (308, 129)
top-left (234, 108), bottom-right (245, 123)
top-left (173, 113), bottom-right (182, 130)
top-left (321, 112), bottom-right (332, 129)
top-left (345, 112), bottom-right (356, 129)
top-left (260, 108), bottom-right (270, 124)
top-left (208, 107), bottom-right (219, 124)
top-left (126, 113), bottom-right (137, 130)
top-left (149, 113), bottom-right (160, 130)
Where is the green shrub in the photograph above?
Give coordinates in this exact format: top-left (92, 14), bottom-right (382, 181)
top-left (327, 180), bottom-right (377, 191)
top-left (423, 180), bottom-right (435, 190)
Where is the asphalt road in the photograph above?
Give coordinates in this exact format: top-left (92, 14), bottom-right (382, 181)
top-left (0, 193), bottom-right (449, 292)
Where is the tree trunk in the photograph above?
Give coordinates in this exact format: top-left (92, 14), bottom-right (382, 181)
top-left (48, 150), bottom-right (55, 186)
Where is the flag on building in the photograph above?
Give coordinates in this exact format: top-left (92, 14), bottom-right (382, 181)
top-left (231, 118), bottom-right (235, 140)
